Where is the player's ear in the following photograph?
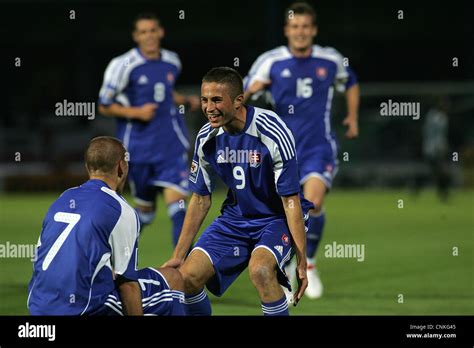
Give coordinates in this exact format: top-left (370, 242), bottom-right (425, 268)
top-left (313, 25), bottom-right (318, 38)
top-left (158, 26), bottom-right (165, 40)
top-left (234, 94), bottom-right (244, 109)
top-left (283, 22), bottom-right (290, 38)
top-left (132, 29), bottom-right (139, 44)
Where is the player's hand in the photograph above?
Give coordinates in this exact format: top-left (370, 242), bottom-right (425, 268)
top-left (342, 115), bottom-right (359, 139)
top-left (135, 103), bottom-right (158, 121)
top-left (186, 95), bottom-right (201, 112)
top-left (293, 258), bottom-right (308, 306)
top-left (162, 258), bottom-right (183, 269)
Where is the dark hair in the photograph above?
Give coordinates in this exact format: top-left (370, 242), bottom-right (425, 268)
top-left (132, 12), bottom-right (160, 31)
top-left (202, 67), bottom-right (244, 100)
top-left (285, 2), bottom-right (317, 25)
top-left (85, 136), bottom-right (126, 175)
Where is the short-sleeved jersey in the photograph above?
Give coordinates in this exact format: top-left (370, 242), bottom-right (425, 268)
top-left (28, 179), bottom-right (140, 315)
top-left (98, 48), bottom-right (189, 163)
top-left (189, 105), bottom-right (313, 219)
top-left (244, 45), bottom-right (351, 154)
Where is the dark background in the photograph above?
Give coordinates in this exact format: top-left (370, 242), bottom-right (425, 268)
top-left (0, 0), bottom-right (473, 189)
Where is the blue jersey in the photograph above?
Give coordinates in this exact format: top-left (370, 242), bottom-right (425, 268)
top-left (189, 105), bottom-right (312, 219)
top-left (244, 45), bottom-right (355, 156)
top-left (28, 179), bottom-right (140, 315)
top-left (99, 48), bottom-right (189, 163)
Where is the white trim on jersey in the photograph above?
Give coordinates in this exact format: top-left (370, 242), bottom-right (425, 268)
top-left (27, 279), bottom-right (37, 310)
top-left (101, 187), bottom-right (139, 277)
top-left (80, 252), bottom-right (112, 315)
top-left (171, 116), bottom-right (190, 150)
top-left (122, 121), bottom-right (133, 150)
top-left (99, 49), bottom-right (146, 104)
top-left (161, 48), bottom-right (182, 72)
top-left (256, 113), bottom-right (295, 160)
top-left (115, 93), bottom-right (130, 107)
top-left (324, 86), bottom-right (338, 158)
top-left (244, 46), bottom-right (291, 89)
top-left (195, 125), bottom-right (219, 193)
top-left (245, 109), bottom-right (285, 190)
top-left (197, 123), bottom-right (211, 137)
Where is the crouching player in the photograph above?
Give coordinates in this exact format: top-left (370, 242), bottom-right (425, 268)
top-left (164, 67), bottom-right (313, 315)
top-left (28, 137), bottom-right (184, 315)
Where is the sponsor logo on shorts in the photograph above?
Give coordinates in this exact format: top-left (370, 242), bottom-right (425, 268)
top-left (281, 234), bottom-right (289, 246)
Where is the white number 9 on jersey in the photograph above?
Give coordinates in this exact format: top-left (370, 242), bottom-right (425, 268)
top-left (233, 166), bottom-right (246, 189)
top-left (154, 82), bottom-right (166, 102)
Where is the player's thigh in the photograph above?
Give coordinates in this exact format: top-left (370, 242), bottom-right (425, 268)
top-left (303, 177), bottom-right (328, 211)
top-left (128, 163), bottom-right (158, 209)
top-left (163, 187), bottom-right (187, 205)
top-left (179, 249), bottom-right (215, 292)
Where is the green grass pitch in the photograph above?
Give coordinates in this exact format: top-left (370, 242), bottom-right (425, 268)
top-left (0, 189), bottom-right (472, 315)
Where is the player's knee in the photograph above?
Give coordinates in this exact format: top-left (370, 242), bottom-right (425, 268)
top-left (180, 268), bottom-right (207, 295)
top-left (309, 202), bottom-right (323, 215)
top-left (249, 263), bottom-right (276, 289)
top-left (158, 267), bottom-right (185, 292)
top-left (136, 208), bottom-right (156, 226)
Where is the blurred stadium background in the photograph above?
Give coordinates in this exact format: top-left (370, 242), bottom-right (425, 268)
top-left (0, 0), bottom-right (472, 315)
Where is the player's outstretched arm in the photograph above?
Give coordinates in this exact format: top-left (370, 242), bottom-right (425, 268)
top-left (98, 103), bottom-right (158, 122)
top-left (281, 194), bottom-right (308, 306)
top-left (173, 91), bottom-right (201, 112)
top-left (243, 80), bottom-right (269, 103)
top-left (163, 193), bottom-right (211, 268)
top-left (116, 276), bottom-right (143, 315)
top-left (342, 83), bottom-right (360, 138)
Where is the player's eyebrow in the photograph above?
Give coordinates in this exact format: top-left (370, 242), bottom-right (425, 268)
top-left (201, 96), bottom-right (223, 101)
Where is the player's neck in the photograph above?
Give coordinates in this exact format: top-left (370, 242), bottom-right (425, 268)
top-left (139, 46), bottom-right (160, 60)
top-left (89, 175), bottom-right (118, 191)
top-left (223, 107), bottom-right (247, 134)
top-left (289, 46), bottom-right (312, 58)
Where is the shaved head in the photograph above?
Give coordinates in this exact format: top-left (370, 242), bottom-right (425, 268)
top-left (85, 136), bottom-right (126, 176)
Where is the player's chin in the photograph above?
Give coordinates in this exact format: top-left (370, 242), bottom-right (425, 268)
top-left (208, 116), bottom-right (223, 127)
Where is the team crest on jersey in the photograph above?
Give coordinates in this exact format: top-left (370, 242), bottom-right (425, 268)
top-left (249, 152), bottom-right (261, 168)
top-left (281, 233), bottom-right (289, 246)
top-left (189, 160), bottom-right (200, 183)
top-left (316, 67), bottom-right (328, 80)
top-left (167, 72), bottom-right (175, 83)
